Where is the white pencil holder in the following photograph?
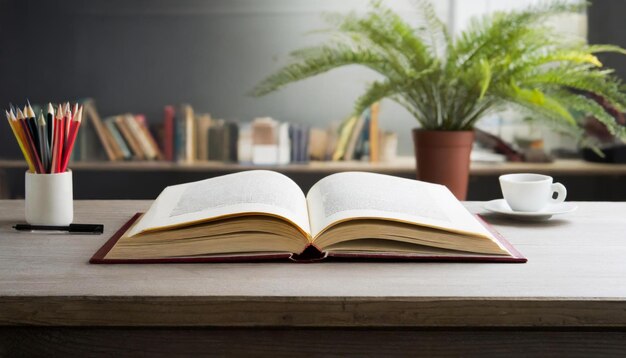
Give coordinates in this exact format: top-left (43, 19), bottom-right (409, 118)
top-left (25, 170), bottom-right (73, 226)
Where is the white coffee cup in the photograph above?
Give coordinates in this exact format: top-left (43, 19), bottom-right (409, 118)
top-left (25, 170), bottom-right (74, 226)
top-left (499, 173), bottom-right (567, 212)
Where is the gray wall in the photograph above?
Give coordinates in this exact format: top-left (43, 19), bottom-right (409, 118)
top-left (588, 0), bottom-right (626, 80)
top-left (0, 0), bottom-right (430, 158)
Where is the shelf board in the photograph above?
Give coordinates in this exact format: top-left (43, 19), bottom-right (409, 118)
top-left (1, 157), bottom-right (625, 175)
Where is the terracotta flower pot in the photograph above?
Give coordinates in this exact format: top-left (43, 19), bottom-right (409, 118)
top-left (412, 129), bottom-right (474, 200)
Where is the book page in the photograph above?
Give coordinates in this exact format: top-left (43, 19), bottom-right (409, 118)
top-left (306, 172), bottom-right (495, 240)
top-left (127, 170), bottom-right (311, 237)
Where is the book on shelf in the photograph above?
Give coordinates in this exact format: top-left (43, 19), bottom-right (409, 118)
top-left (278, 122), bottom-right (290, 164)
top-left (104, 117), bottom-right (132, 160)
top-left (196, 114), bottom-right (212, 161)
top-left (324, 121), bottom-right (340, 161)
top-left (369, 102), bottom-right (380, 162)
top-left (237, 123), bottom-right (253, 162)
top-left (135, 114), bottom-right (164, 160)
top-left (115, 115), bottom-right (145, 160)
top-left (251, 117), bottom-right (279, 165)
top-left (223, 120), bottom-right (239, 163)
top-left (288, 123), bottom-right (310, 163)
top-left (81, 99), bottom-right (118, 161)
top-left (332, 115), bottom-right (359, 161)
top-left (70, 100), bottom-right (397, 165)
top-left (91, 170), bottom-right (526, 264)
top-left (309, 127), bottom-right (328, 161)
top-left (174, 104), bottom-right (195, 163)
top-left (207, 119), bottom-right (225, 161)
top-left (344, 109), bottom-right (368, 161)
top-left (162, 105), bottom-right (175, 161)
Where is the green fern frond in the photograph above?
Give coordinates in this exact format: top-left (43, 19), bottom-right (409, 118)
top-left (583, 44), bottom-right (626, 55)
top-left (520, 67), bottom-right (626, 111)
top-left (552, 90), bottom-right (626, 139)
top-left (507, 85), bottom-right (576, 125)
top-left (251, 44), bottom-right (393, 96)
top-left (252, 0), bottom-right (626, 146)
top-left (354, 66), bottom-right (436, 117)
top-left (412, 0), bottom-right (451, 58)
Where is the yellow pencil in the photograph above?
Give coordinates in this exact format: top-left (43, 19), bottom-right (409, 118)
top-left (10, 109), bottom-right (37, 172)
top-left (5, 110), bottom-right (36, 172)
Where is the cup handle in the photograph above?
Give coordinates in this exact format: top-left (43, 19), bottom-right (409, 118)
top-left (551, 182), bottom-right (567, 204)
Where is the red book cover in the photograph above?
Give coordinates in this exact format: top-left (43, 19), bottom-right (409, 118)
top-left (162, 106), bottom-right (175, 161)
top-left (90, 214), bottom-right (526, 264)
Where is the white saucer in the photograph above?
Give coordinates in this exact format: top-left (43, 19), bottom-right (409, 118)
top-left (483, 199), bottom-right (578, 221)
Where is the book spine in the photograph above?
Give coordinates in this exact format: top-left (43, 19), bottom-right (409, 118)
top-left (196, 115), bottom-right (212, 162)
top-left (105, 117), bottom-right (132, 159)
top-left (369, 102), bottom-right (380, 162)
top-left (102, 120), bottom-right (125, 161)
top-left (175, 110), bottom-right (186, 162)
top-left (115, 116), bottom-right (143, 160)
top-left (185, 106), bottom-right (194, 162)
top-left (136, 116), bottom-right (164, 160)
top-left (163, 106), bottom-right (175, 161)
top-left (128, 115), bottom-right (156, 160)
top-left (225, 121), bottom-right (239, 162)
top-left (84, 100), bottom-right (118, 161)
top-left (356, 109), bottom-right (371, 161)
top-left (302, 125), bottom-right (310, 163)
top-left (332, 116), bottom-right (358, 161)
top-left (344, 114), bottom-right (366, 161)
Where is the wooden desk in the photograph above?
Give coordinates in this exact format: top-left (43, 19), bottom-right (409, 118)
top-left (1, 200), bottom-right (625, 356)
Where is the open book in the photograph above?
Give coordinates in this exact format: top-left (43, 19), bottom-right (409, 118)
top-left (91, 170), bottom-right (525, 263)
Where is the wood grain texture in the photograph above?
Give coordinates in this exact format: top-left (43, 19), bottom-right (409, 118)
top-left (0, 200), bottom-right (626, 327)
top-left (2, 328), bottom-right (626, 357)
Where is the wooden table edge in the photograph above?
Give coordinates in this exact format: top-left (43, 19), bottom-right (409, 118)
top-left (2, 296), bottom-right (626, 327)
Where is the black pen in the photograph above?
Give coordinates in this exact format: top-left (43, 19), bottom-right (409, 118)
top-left (13, 223), bottom-right (104, 234)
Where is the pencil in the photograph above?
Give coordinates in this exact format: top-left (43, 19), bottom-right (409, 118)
top-left (58, 104), bottom-right (64, 170)
top-left (47, 103), bottom-right (54, 148)
top-left (64, 102), bottom-right (71, 140)
top-left (72, 103), bottom-right (79, 123)
top-left (17, 108), bottom-right (44, 173)
top-left (6, 110), bottom-right (36, 173)
top-left (31, 107), bottom-right (47, 171)
top-left (25, 102), bottom-right (41, 159)
top-left (51, 106), bottom-right (64, 173)
top-left (37, 112), bottom-right (51, 172)
top-left (61, 105), bottom-right (82, 172)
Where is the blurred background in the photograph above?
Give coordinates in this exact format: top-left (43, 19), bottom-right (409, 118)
top-left (1, 0), bottom-right (624, 200)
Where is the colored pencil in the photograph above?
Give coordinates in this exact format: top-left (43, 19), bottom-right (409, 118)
top-left (64, 102), bottom-right (71, 140)
top-left (17, 108), bottom-right (44, 173)
top-left (6, 110), bottom-right (36, 173)
top-left (51, 106), bottom-right (63, 173)
top-left (47, 103), bottom-right (54, 148)
top-left (61, 105), bottom-right (82, 172)
top-left (37, 112), bottom-right (51, 172)
top-left (7, 101), bottom-right (82, 174)
top-left (25, 103), bottom-right (41, 159)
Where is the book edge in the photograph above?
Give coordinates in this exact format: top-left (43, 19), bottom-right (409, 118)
top-left (91, 214), bottom-right (526, 264)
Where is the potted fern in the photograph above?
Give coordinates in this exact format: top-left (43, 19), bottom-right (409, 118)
top-left (252, 1), bottom-right (626, 199)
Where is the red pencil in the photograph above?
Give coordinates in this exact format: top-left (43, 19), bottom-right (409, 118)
top-left (64, 102), bottom-right (72, 139)
top-left (53, 105), bottom-right (65, 173)
top-left (61, 105), bottom-right (82, 172)
top-left (62, 104), bottom-right (72, 162)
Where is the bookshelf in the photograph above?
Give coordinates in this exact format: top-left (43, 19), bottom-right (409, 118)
top-left (1, 158), bottom-right (626, 200)
top-left (0, 158), bottom-right (417, 173)
top-left (3, 157), bottom-right (626, 173)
